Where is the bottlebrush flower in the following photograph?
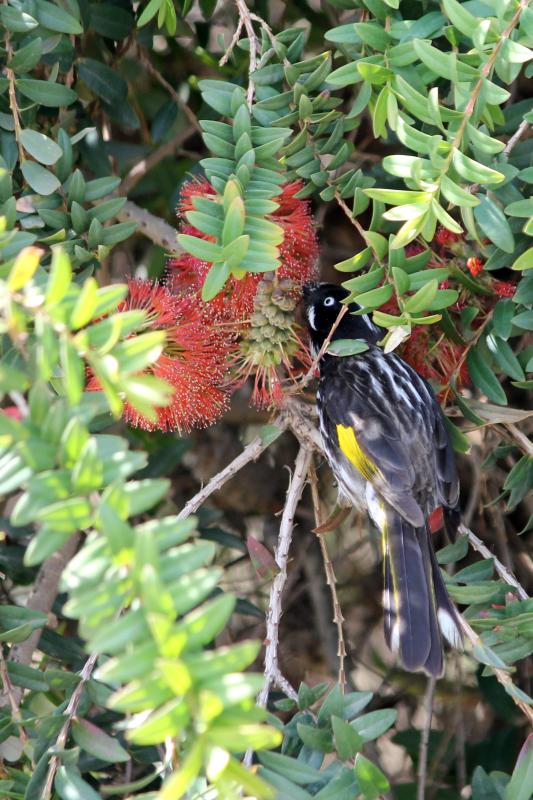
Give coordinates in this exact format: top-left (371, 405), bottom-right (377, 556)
top-left (87, 279), bottom-right (231, 433)
top-left (466, 257), bottom-right (484, 277)
top-left (492, 280), bottom-right (516, 298)
top-left (167, 178), bottom-right (318, 322)
top-left (435, 226), bottom-right (461, 249)
top-left (231, 274), bottom-right (311, 408)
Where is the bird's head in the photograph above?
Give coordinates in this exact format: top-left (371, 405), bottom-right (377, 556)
top-left (302, 282), bottom-right (382, 353)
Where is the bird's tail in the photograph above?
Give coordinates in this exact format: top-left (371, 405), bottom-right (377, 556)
top-left (382, 507), bottom-right (463, 676)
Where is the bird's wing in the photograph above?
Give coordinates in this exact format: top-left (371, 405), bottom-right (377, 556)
top-left (319, 350), bottom-right (457, 526)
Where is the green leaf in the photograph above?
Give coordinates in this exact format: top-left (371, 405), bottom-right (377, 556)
top-left (0, 622), bottom-right (34, 643)
top-left (327, 338), bottom-right (369, 356)
top-left (436, 533), bottom-right (469, 565)
top-left (21, 161), bottom-right (60, 195)
top-left (332, 715), bottom-right (364, 760)
top-left (452, 150), bottom-right (504, 186)
top-left (442, 0), bottom-right (477, 37)
top-left (505, 198), bottom-right (533, 218)
top-left (21, 129), bottom-right (63, 165)
top-left (77, 59), bottom-right (128, 106)
top-left (351, 709), bottom-right (397, 741)
top-left (55, 766), bottom-right (100, 800)
top-left (504, 734), bottom-right (533, 800)
top-left (25, 527), bottom-right (74, 566)
top-left (137, 0), bottom-right (162, 27)
top-left (177, 234), bottom-right (223, 263)
top-left (9, 37), bottom-right (43, 73)
top-left (474, 195), bottom-right (515, 253)
top-left (335, 248), bottom-right (372, 273)
top-left (354, 754), bottom-right (390, 800)
top-left (72, 718), bottom-right (130, 763)
top-left (0, 5), bottom-right (38, 31)
top-left (89, 3), bottom-right (134, 39)
top-left (486, 333), bottom-right (525, 381)
top-left (46, 248), bottom-right (72, 305)
top-left (467, 347), bottom-right (507, 405)
top-left (8, 245), bottom-right (41, 291)
top-left (512, 310), bottom-right (533, 330)
top-left (296, 723), bottom-right (334, 753)
top-left (512, 247), bottom-right (533, 271)
top-left (404, 279), bottom-right (438, 313)
top-left (258, 752), bottom-right (324, 785)
top-left (201, 262), bottom-right (231, 301)
top-left (440, 175), bottom-right (480, 208)
top-left (343, 266), bottom-right (385, 295)
top-left (354, 284), bottom-right (393, 310)
top-left (16, 78), bottom-right (77, 107)
top-left (85, 176), bottom-right (121, 201)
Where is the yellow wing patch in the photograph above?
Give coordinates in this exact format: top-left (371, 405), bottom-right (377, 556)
top-left (336, 424), bottom-right (380, 482)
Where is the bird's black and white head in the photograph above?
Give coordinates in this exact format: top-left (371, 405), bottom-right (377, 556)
top-left (303, 283), bottom-right (382, 354)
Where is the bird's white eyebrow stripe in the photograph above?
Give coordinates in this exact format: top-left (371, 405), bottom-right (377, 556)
top-left (308, 306), bottom-right (317, 331)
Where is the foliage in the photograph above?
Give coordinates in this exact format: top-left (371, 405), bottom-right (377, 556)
top-left (0, 0), bottom-right (532, 799)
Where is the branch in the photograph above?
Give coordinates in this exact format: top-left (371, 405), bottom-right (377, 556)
top-left (0, 648), bottom-right (27, 750)
top-left (308, 458), bottom-right (347, 691)
top-left (139, 47), bottom-right (201, 132)
top-left (256, 446), bottom-right (313, 709)
top-left (234, 0), bottom-right (258, 109)
top-left (41, 653), bottom-right (99, 800)
top-left (116, 201), bottom-right (182, 254)
top-left (119, 127), bottom-right (197, 196)
top-left (177, 417), bottom-right (287, 520)
top-left (504, 422), bottom-right (533, 458)
top-left (3, 536), bottom-right (81, 711)
top-left (504, 119), bottom-right (530, 157)
top-left (219, 17), bottom-right (244, 66)
top-left (417, 675), bottom-right (436, 800)
top-left (459, 523), bottom-right (529, 601)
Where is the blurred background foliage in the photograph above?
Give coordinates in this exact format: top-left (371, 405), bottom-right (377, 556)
top-left (0, 0), bottom-right (533, 798)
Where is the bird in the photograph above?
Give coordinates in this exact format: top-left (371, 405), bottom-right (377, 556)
top-left (303, 282), bottom-right (463, 676)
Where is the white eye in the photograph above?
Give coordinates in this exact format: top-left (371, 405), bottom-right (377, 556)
top-left (324, 296), bottom-right (335, 307)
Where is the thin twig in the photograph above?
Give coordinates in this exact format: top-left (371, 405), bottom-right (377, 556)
top-left (177, 417), bottom-right (287, 520)
top-left (504, 422), bottom-right (533, 458)
top-left (273, 668), bottom-right (298, 702)
top-left (116, 201), bottom-right (182, 254)
top-left (308, 458), bottom-right (347, 692)
top-left (219, 17), bottom-right (244, 66)
top-left (139, 47), bottom-right (201, 132)
top-left (7, 536), bottom-right (80, 698)
top-left (503, 119), bottom-right (530, 157)
top-left (234, 0), bottom-right (258, 109)
top-left (417, 675), bottom-right (436, 800)
top-left (3, 10), bottom-right (24, 164)
top-left (41, 653), bottom-right (99, 800)
top-left (288, 304), bottom-right (349, 394)
top-left (244, 446), bottom-right (312, 767)
top-left (459, 524), bottom-right (529, 601)
top-left (256, 446), bottom-right (312, 709)
top-left (120, 127), bottom-right (196, 196)
top-left (0, 648), bottom-right (27, 748)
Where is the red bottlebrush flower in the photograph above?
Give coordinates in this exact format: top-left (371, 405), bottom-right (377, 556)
top-left (493, 280), bottom-right (516, 298)
top-left (435, 226), bottom-right (461, 249)
top-left (466, 256), bottom-right (484, 277)
top-left (167, 179), bottom-right (318, 323)
top-left (87, 279), bottom-right (231, 433)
